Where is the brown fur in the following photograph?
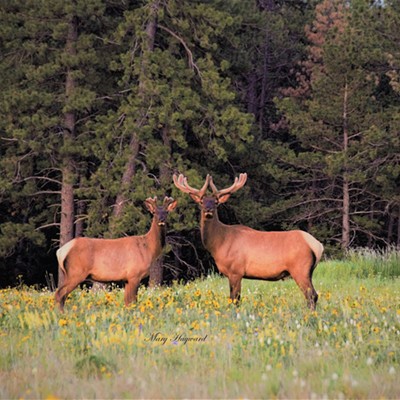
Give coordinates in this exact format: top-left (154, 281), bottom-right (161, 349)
top-left (174, 174), bottom-right (324, 309)
top-left (55, 197), bottom-right (177, 311)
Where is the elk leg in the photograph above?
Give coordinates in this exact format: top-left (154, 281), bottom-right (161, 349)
top-left (291, 273), bottom-right (318, 310)
top-left (55, 280), bottom-right (82, 312)
top-left (124, 278), bottom-right (140, 307)
top-left (228, 275), bottom-right (242, 304)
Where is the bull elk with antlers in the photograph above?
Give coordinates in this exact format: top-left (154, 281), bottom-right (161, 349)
top-left (55, 197), bottom-right (177, 311)
top-left (173, 173), bottom-right (323, 309)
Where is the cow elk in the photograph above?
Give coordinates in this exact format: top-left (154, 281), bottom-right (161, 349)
top-left (173, 173), bottom-right (324, 310)
top-left (55, 196), bottom-right (177, 311)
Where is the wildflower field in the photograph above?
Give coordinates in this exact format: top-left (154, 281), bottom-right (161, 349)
top-left (1, 250), bottom-right (399, 399)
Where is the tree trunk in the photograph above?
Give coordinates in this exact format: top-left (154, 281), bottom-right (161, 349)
top-left (111, 133), bottom-right (140, 220)
top-left (149, 259), bottom-right (164, 287)
top-left (397, 211), bottom-right (400, 248)
top-left (258, 26), bottom-right (269, 133)
top-left (247, 71), bottom-right (258, 116)
top-left (149, 126), bottom-right (171, 287)
top-left (75, 192), bottom-right (85, 238)
top-left (341, 82), bottom-right (350, 249)
top-left (341, 176), bottom-right (350, 248)
top-left (58, 15), bottom-right (78, 287)
top-left (110, 1), bottom-right (162, 285)
top-left (367, 203), bottom-right (374, 247)
top-left (60, 161), bottom-right (75, 246)
top-left (257, 0), bottom-right (275, 133)
top-left (110, 1), bottom-right (159, 235)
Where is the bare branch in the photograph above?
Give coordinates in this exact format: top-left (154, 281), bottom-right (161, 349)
top-left (17, 176), bottom-right (62, 186)
top-left (36, 222), bottom-right (60, 231)
top-left (157, 24), bottom-right (202, 79)
top-left (29, 190), bottom-right (62, 196)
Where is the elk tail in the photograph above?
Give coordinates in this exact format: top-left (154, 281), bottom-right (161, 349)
top-left (56, 240), bottom-right (75, 277)
top-left (300, 231), bottom-right (324, 267)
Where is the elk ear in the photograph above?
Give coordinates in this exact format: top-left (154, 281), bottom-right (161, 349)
top-left (144, 198), bottom-right (156, 214)
top-left (166, 199), bottom-right (178, 212)
top-left (217, 193), bottom-right (231, 204)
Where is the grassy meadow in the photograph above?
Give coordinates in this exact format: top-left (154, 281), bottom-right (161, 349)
top-left (0, 249), bottom-right (399, 399)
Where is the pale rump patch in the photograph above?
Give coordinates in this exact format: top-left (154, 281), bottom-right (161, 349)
top-left (56, 239), bottom-right (76, 275)
top-left (300, 231), bottom-right (324, 264)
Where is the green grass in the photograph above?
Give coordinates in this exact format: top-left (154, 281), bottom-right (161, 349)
top-left (0, 252), bottom-right (399, 399)
top-left (323, 247), bottom-right (400, 279)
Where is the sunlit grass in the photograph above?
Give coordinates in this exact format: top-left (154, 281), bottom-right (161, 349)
top-left (0, 254), bottom-right (399, 399)
top-left (320, 246), bottom-right (400, 280)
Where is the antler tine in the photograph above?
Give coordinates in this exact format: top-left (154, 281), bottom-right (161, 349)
top-left (173, 174), bottom-right (191, 194)
top-left (209, 176), bottom-right (220, 195)
top-left (145, 196), bottom-right (158, 204)
top-left (210, 173), bottom-right (247, 197)
top-left (163, 196), bottom-right (175, 206)
top-left (195, 174), bottom-right (210, 198)
top-left (173, 173), bottom-right (210, 198)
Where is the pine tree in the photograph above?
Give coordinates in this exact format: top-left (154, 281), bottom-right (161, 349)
top-left (275, 0), bottom-right (400, 250)
top-left (86, 0), bottom-right (253, 285)
top-left (378, 0), bottom-right (400, 247)
top-left (0, 0), bottom-right (121, 285)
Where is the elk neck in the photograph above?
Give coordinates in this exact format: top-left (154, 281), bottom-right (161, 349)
top-left (200, 209), bottom-right (225, 253)
top-left (145, 217), bottom-right (166, 257)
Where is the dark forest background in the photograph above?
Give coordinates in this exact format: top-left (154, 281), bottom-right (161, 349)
top-left (1, 0), bottom-right (399, 288)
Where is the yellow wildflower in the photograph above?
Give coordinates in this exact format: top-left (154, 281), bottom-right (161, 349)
top-left (324, 292), bottom-right (332, 300)
top-left (191, 320), bottom-right (200, 330)
top-left (45, 395), bottom-right (61, 400)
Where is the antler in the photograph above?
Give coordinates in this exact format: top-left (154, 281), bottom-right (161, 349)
top-left (209, 173), bottom-right (247, 197)
top-left (145, 196), bottom-right (158, 205)
top-left (163, 196), bottom-right (175, 207)
top-left (173, 174), bottom-right (210, 199)
top-left (144, 196), bottom-right (158, 213)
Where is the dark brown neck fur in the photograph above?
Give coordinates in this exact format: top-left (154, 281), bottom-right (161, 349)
top-left (146, 218), bottom-right (166, 259)
top-left (200, 210), bottom-right (226, 254)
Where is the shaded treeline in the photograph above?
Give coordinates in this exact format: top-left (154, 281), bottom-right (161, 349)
top-left (0, 0), bottom-right (399, 288)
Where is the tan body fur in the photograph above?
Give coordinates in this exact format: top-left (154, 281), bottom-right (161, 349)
top-left (203, 218), bottom-right (323, 279)
top-left (201, 213), bottom-right (323, 308)
top-left (55, 197), bottom-right (177, 311)
top-left (174, 173), bottom-right (324, 309)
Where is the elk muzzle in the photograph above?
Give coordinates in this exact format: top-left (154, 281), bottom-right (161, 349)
top-left (155, 207), bottom-right (169, 226)
top-left (202, 197), bottom-right (217, 219)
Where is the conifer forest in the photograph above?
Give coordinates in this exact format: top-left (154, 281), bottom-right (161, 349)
top-left (1, 0), bottom-right (399, 287)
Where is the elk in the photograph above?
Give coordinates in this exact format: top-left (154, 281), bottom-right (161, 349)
top-left (55, 196), bottom-right (177, 311)
top-left (173, 173), bottom-right (324, 309)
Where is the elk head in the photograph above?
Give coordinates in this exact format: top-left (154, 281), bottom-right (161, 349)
top-left (144, 196), bottom-right (178, 226)
top-left (173, 173), bottom-right (247, 219)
